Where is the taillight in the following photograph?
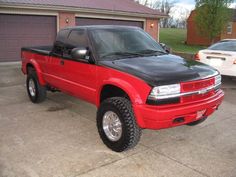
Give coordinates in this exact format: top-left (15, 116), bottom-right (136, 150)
top-left (194, 52), bottom-right (200, 61)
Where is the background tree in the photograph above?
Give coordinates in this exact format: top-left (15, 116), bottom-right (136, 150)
top-left (195, 0), bottom-right (233, 43)
top-left (178, 8), bottom-right (190, 28)
top-left (151, 0), bottom-right (176, 28)
top-left (135, 0), bottom-right (176, 28)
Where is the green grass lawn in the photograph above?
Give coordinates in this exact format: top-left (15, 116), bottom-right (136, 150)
top-left (159, 28), bottom-right (206, 54)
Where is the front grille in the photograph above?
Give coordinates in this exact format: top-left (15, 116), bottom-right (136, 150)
top-left (181, 77), bottom-right (216, 103)
top-left (181, 90), bottom-right (216, 103)
top-left (181, 77), bottom-right (215, 92)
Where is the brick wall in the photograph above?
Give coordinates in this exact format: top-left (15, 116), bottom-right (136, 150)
top-left (145, 19), bottom-right (159, 41)
top-left (187, 10), bottom-right (236, 46)
top-left (220, 22), bottom-right (236, 39)
top-left (187, 19), bottom-right (212, 46)
top-left (59, 12), bottom-right (75, 29)
top-left (58, 12), bottom-right (159, 41)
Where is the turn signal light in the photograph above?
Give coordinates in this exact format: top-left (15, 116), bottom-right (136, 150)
top-left (234, 60), bottom-right (236, 64)
top-left (194, 52), bottom-right (200, 61)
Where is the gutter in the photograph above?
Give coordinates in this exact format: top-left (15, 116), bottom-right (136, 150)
top-left (0, 3), bottom-right (168, 19)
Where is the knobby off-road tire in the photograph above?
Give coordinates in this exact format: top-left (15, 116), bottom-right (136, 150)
top-left (187, 117), bottom-right (207, 126)
top-left (26, 68), bottom-right (47, 103)
top-left (97, 97), bottom-right (142, 152)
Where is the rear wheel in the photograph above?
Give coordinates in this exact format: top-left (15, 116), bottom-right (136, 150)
top-left (187, 117), bottom-right (207, 126)
top-left (97, 97), bottom-right (142, 152)
top-left (26, 69), bottom-right (47, 103)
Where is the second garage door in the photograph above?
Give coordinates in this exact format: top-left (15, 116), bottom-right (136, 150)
top-left (0, 14), bottom-right (57, 62)
top-left (76, 17), bottom-right (144, 28)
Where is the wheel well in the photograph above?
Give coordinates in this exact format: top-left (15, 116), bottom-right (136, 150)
top-left (100, 85), bottom-right (130, 103)
top-left (26, 63), bottom-right (35, 74)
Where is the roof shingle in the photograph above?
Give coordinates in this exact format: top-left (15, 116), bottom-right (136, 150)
top-left (0, 0), bottom-right (167, 17)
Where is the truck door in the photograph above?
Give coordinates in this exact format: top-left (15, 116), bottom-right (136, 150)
top-left (43, 29), bottom-right (70, 87)
top-left (58, 29), bottom-right (97, 104)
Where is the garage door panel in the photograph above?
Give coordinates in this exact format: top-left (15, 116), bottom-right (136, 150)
top-left (76, 17), bottom-right (143, 28)
top-left (0, 14), bottom-right (56, 62)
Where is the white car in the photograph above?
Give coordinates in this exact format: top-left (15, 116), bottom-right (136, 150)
top-left (196, 39), bottom-right (236, 77)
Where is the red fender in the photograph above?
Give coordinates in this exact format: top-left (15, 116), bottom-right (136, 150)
top-left (28, 59), bottom-right (46, 86)
top-left (97, 79), bottom-right (146, 127)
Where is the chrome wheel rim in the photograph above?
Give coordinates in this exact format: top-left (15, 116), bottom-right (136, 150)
top-left (28, 79), bottom-right (36, 97)
top-left (102, 111), bottom-right (122, 142)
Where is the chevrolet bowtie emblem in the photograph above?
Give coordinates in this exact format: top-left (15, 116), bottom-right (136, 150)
top-left (198, 89), bottom-right (208, 95)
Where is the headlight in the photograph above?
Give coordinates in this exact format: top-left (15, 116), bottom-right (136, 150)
top-left (215, 75), bottom-right (221, 86)
top-left (148, 84), bottom-right (181, 100)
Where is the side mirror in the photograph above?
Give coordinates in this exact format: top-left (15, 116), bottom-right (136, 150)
top-left (159, 43), bottom-right (166, 49)
top-left (71, 47), bottom-right (89, 60)
top-left (159, 43), bottom-right (171, 53)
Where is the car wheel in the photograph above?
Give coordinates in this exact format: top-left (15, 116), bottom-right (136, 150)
top-left (187, 117), bottom-right (207, 126)
top-left (97, 97), bottom-right (142, 152)
top-left (26, 69), bottom-right (47, 103)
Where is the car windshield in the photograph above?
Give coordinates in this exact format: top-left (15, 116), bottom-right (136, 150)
top-left (208, 41), bottom-right (236, 52)
top-left (89, 28), bottom-right (166, 60)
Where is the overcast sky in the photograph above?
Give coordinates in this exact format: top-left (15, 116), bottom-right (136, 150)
top-left (175, 0), bottom-right (236, 10)
top-left (170, 0), bottom-right (195, 20)
top-left (175, 0), bottom-right (195, 10)
top-left (176, 0), bottom-right (195, 6)
top-left (170, 0), bottom-right (236, 20)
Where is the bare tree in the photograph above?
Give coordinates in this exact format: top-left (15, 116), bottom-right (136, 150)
top-left (135, 0), bottom-right (176, 28)
top-left (174, 7), bottom-right (190, 28)
top-left (134, 0), bottom-right (149, 6)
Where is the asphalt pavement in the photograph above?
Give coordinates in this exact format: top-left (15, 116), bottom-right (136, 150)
top-left (0, 63), bottom-right (236, 177)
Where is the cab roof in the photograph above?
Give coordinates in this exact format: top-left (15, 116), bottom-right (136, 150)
top-left (63, 25), bottom-right (141, 31)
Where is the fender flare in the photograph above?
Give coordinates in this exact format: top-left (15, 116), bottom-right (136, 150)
top-left (97, 79), bottom-right (143, 105)
top-left (97, 79), bottom-right (146, 127)
top-left (27, 59), bottom-right (46, 86)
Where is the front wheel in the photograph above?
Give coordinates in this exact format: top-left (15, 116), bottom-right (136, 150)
top-left (97, 97), bottom-right (142, 152)
top-left (26, 69), bottom-right (47, 103)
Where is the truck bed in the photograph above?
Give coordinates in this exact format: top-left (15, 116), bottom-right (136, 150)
top-left (21, 46), bottom-right (53, 55)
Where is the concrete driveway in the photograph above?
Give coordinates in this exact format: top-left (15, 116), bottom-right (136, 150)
top-left (0, 64), bottom-right (236, 177)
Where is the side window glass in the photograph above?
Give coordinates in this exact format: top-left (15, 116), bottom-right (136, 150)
top-left (56, 29), bottom-right (70, 42)
top-left (67, 30), bottom-right (88, 48)
top-left (52, 41), bottom-right (64, 56)
top-left (210, 41), bottom-right (236, 52)
top-left (64, 29), bottom-right (88, 59)
top-left (53, 29), bottom-right (69, 56)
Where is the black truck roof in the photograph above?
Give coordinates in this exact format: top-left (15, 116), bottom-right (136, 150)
top-left (62, 25), bottom-right (141, 31)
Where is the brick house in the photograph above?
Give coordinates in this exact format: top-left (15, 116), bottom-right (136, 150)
top-left (187, 9), bottom-right (236, 46)
top-left (0, 0), bottom-right (167, 62)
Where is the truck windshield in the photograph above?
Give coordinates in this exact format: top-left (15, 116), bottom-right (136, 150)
top-left (89, 28), bottom-right (166, 60)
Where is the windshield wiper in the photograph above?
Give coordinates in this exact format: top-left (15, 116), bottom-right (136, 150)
top-left (138, 49), bottom-right (167, 55)
top-left (101, 51), bottom-right (144, 59)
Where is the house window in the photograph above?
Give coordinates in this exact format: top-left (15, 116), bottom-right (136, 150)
top-left (227, 22), bottom-right (233, 34)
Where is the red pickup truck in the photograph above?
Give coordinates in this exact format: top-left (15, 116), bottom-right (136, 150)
top-left (21, 26), bottom-right (224, 152)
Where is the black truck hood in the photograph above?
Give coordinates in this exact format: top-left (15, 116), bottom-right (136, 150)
top-left (98, 54), bottom-right (219, 86)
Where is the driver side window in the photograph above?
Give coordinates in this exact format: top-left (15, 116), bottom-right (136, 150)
top-left (52, 29), bottom-right (70, 57)
top-left (63, 29), bottom-right (88, 59)
top-left (68, 29), bottom-right (88, 47)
